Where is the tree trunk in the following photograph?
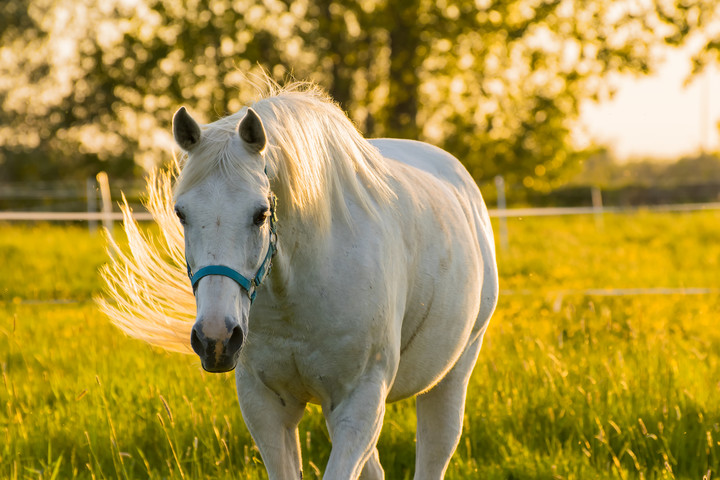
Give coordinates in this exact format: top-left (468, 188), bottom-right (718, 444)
top-left (385, 5), bottom-right (421, 139)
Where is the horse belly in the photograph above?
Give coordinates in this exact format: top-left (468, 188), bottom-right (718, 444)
top-left (387, 248), bottom-right (484, 402)
top-left (382, 168), bottom-right (488, 402)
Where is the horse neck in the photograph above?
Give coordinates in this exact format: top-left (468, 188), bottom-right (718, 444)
top-left (264, 201), bottom-right (335, 301)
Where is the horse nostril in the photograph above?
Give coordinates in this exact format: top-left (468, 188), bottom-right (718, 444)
top-left (226, 325), bottom-right (244, 355)
top-left (190, 326), bottom-right (204, 356)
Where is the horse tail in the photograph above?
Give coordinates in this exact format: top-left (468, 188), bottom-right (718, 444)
top-left (97, 166), bottom-right (195, 354)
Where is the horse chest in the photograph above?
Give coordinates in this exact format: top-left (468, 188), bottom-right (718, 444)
top-left (241, 318), bottom-right (378, 405)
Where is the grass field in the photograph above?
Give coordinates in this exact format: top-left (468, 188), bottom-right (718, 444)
top-left (1, 211), bottom-right (719, 479)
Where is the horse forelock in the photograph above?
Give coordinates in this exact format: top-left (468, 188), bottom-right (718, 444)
top-left (173, 109), bottom-right (260, 198)
top-left (173, 81), bottom-right (395, 230)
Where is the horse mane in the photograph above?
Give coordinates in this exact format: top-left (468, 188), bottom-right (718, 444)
top-left (99, 78), bottom-right (395, 352)
top-left (175, 80), bottom-right (395, 231)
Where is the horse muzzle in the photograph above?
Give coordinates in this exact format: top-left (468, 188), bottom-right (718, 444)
top-left (190, 316), bottom-right (245, 373)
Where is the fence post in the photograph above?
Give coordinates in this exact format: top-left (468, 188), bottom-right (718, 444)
top-left (96, 172), bottom-right (113, 235)
top-left (86, 177), bottom-right (98, 234)
top-left (494, 175), bottom-right (509, 250)
top-left (591, 186), bottom-right (604, 230)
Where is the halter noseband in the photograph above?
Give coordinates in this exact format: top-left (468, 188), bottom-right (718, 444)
top-left (186, 193), bottom-right (278, 303)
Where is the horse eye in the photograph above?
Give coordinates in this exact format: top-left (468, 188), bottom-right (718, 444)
top-left (174, 207), bottom-right (186, 225)
top-left (253, 209), bottom-right (269, 227)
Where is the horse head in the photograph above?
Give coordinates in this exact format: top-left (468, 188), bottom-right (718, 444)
top-left (172, 106), bottom-right (275, 372)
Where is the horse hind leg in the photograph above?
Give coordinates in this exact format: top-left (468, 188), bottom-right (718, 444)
top-left (413, 335), bottom-right (483, 480)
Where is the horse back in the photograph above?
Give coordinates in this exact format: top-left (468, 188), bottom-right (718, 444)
top-left (370, 138), bottom-right (495, 265)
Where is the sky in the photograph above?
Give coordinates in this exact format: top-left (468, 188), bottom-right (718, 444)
top-left (579, 47), bottom-right (720, 161)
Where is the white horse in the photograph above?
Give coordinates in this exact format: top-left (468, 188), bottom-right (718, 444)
top-left (101, 81), bottom-right (498, 479)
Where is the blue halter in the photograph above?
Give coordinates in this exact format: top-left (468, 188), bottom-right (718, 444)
top-left (186, 193), bottom-right (278, 303)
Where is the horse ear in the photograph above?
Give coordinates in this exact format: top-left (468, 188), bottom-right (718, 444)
top-left (238, 108), bottom-right (267, 154)
top-left (173, 107), bottom-right (202, 151)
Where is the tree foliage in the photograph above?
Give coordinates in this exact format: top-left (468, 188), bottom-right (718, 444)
top-left (1, 0), bottom-right (718, 188)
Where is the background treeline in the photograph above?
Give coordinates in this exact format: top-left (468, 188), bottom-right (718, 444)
top-left (503, 151), bottom-right (720, 207)
top-left (4, 151), bottom-right (720, 212)
top-left (1, 0), bottom-right (719, 196)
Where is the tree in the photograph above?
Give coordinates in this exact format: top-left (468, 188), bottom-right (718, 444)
top-left (0, 0), bottom-right (305, 180)
top-left (1, 0), bottom-right (718, 187)
top-left (321, 0), bottom-right (720, 190)
top-left (656, 0), bottom-right (720, 74)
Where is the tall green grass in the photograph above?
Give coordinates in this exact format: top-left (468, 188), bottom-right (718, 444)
top-left (1, 212), bottom-right (719, 478)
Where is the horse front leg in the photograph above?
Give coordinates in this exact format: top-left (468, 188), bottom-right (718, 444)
top-left (235, 369), bottom-right (306, 480)
top-left (322, 372), bottom-right (389, 479)
top-left (360, 447), bottom-right (384, 480)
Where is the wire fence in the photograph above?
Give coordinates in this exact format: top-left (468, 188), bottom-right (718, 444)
top-left (2, 172), bottom-right (720, 254)
top-left (0, 174), bottom-right (148, 231)
top-left (2, 174), bottom-right (719, 304)
top-left (2, 174), bottom-right (720, 223)
top-left (2, 173), bottom-right (720, 257)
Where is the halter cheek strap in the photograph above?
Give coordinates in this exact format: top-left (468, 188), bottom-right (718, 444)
top-left (186, 193), bottom-right (278, 303)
